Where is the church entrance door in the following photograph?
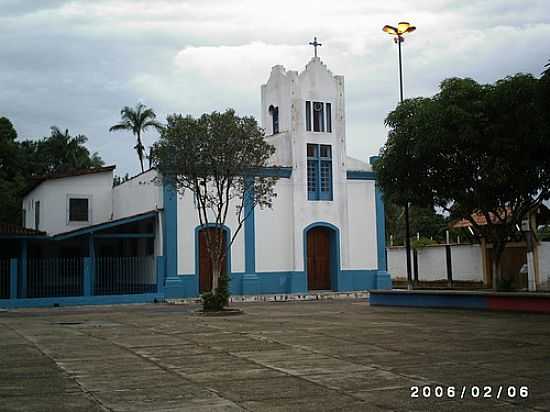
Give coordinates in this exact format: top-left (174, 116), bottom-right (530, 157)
top-left (307, 227), bottom-right (332, 290)
top-left (198, 228), bottom-right (227, 293)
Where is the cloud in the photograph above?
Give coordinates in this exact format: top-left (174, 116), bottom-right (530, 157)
top-left (0, 0), bottom-right (549, 175)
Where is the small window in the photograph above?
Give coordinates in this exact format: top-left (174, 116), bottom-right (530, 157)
top-left (305, 101), bottom-right (312, 131)
top-left (313, 102), bottom-right (325, 132)
top-left (69, 198), bottom-right (89, 222)
top-left (22, 209), bottom-right (26, 227)
top-left (326, 103), bottom-right (332, 133)
top-left (34, 201), bottom-right (40, 231)
top-left (268, 105), bottom-right (279, 134)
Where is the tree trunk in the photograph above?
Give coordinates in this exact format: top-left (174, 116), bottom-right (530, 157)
top-left (137, 132), bottom-right (145, 172)
top-left (211, 261), bottom-right (220, 292)
top-left (493, 242), bottom-right (505, 290)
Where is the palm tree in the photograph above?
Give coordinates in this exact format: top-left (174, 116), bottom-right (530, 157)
top-left (109, 103), bottom-right (164, 172)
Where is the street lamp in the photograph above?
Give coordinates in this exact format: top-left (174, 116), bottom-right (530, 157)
top-left (383, 21), bottom-right (416, 290)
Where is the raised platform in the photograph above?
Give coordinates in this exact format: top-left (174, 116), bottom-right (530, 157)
top-left (369, 289), bottom-right (550, 313)
top-left (166, 290), bottom-right (370, 305)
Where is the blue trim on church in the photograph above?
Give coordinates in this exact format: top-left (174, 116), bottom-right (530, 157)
top-left (369, 156), bottom-right (392, 289)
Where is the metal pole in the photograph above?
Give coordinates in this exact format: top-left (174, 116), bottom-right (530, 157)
top-left (398, 36), bottom-right (404, 103)
top-left (397, 35), bottom-right (412, 289)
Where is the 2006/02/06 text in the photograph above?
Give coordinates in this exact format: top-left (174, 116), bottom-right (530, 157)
top-left (411, 385), bottom-right (529, 400)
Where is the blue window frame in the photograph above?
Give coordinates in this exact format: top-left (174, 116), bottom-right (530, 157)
top-left (307, 144), bottom-right (333, 201)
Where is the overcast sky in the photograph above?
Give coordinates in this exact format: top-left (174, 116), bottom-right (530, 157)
top-left (1, 0), bottom-right (549, 176)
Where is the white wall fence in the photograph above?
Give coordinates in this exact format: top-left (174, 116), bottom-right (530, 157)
top-left (388, 244), bottom-right (483, 282)
top-left (537, 243), bottom-right (550, 288)
top-left (388, 243), bottom-right (550, 287)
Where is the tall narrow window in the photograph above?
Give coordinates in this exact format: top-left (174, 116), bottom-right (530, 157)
top-left (34, 201), bottom-right (40, 231)
top-left (307, 144), bottom-right (318, 200)
top-left (305, 101), bottom-right (312, 131)
top-left (307, 144), bottom-right (333, 201)
top-left (319, 145), bottom-right (332, 200)
top-left (269, 105), bottom-right (279, 134)
top-left (326, 103), bottom-right (332, 133)
top-left (22, 209), bottom-right (26, 227)
top-left (313, 102), bottom-right (325, 132)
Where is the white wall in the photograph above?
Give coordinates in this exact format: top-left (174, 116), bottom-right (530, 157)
top-left (22, 171), bottom-right (113, 236)
top-left (176, 191), bottom-right (246, 276)
top-left (538, 242), bottom-right (550, 287)
top-left (388, 244), bottom-right (484, 282)
top-left (345, 180), bottom-right (378, 270)
top-left (112, 169), bottom-right (163, 220)
top-left (255, 179), bottom-right (294, 272)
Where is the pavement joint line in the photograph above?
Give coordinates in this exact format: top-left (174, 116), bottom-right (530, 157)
top-left (1, 321), bottom-right (113, 412)
top-left (71, 316), bottom-right (252, 411)
top-left (118, 314), bottom-right (372, 405)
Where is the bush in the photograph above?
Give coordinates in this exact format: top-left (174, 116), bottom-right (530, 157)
top-left (201, 273), bottom-right (230, 311)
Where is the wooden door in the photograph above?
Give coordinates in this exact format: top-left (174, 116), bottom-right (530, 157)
top-left (307, 227), bottom-right (331, 290)
top-left (199, 228), bottom-right (226, 293)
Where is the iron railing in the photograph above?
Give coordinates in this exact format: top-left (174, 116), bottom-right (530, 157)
top-left (27, 257), bottom-right (83, 298)
top-left (0, 259), bottom-right (10, 299)
top-left (95, 256), bottom-right (156, 295)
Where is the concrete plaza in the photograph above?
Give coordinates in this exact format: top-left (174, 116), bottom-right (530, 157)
top-left (0, 300), bottom-right (549, 411)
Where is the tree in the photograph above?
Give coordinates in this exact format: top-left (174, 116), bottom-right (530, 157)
top-left (109, 103), bottom-right (163, 172)
top-left (32, 127), bottom-right (104, 175)
top-left (0, 117), bottom-right (25, 224)
top-left (385, 202), bottom-right (447, 245)
top-left (0, 118), bottom-right (104, 225)
top-left (153, 109), bottom-right (277, 311)
top-left (375, 74), bottom-right (550, 288)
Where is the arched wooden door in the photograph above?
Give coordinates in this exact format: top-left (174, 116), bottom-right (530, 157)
top-left (307, 227), bottom-right (332, 290)
top-left (198, 228), bottom-right (227, 293)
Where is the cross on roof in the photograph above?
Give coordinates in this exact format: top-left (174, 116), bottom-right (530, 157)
top-left (309, 36), bottom-right (322, 58)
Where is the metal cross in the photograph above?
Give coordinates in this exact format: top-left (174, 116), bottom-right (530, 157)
top-left (309, 36), bottom-right (322, 57)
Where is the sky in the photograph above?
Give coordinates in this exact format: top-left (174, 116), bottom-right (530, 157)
top-left (1, 0), bottom-right (549, 177)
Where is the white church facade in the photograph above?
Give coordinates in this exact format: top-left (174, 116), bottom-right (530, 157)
top-left (5, 55), bottom-right (390, 306)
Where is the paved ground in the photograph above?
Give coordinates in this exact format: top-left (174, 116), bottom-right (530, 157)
top-left (1, 300), bottom-right (549, 412)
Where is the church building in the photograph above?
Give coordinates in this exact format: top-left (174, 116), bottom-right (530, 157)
top-left (2, 48), bottom-right (390, 307)
top-left (165, 51), bottom-right (391, 297)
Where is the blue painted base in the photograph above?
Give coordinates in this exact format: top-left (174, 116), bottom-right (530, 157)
top-left (164, 276), bottom-right (198, 298)
top-left (163, 270), bottom-right (386, 299)
top-left (376, 270), bottom-right (392, 289)
top-left (338, 270), bottom-right (378, 291)
top-left (230, 272), bottom-right (306, 295)
top-left (369, 291), bottom-right (487, 310)
top-left (0, 293), bottom-right (164, 309)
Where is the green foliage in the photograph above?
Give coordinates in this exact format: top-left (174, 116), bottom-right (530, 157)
top-left (153, 109), bottom-right (277, 311)
top-left (411, 237), bottom-right (438, 249)
top-left (375, 72), bottom-right (550, 282)
top-left (385, 202), bottom-right (447, 244)
top-left (110, 103), bottom-right (163, 172)
top-left (113, 173), bottom-right (130, 187)
top-left (0, 118), bottom-right (103, 225)
top-left (29, 127), bottom-right (104, 175)
top-left (201, 273), bottom-right (230, 311)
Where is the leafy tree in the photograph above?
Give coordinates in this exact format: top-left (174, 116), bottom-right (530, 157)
top-left (113, 173), bottom-right (130, 187)
top-left (385, 202), bottom-right (447, 245)
top-left (375, 74), bottom-right (550, 287)
top-left (31, 127), bottom-right (104, 175)
top-left (110, 103), bottom-right (163, 172)
top-left (0, 117), bottom-right (25, 224)
top-left (0, 119), bottom-right (104, 225)
top-left (153, 109), bottom-right (277, 311)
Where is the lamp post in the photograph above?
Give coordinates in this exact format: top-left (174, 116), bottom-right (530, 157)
top-left (383, 21), bottom-right (416, 290)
